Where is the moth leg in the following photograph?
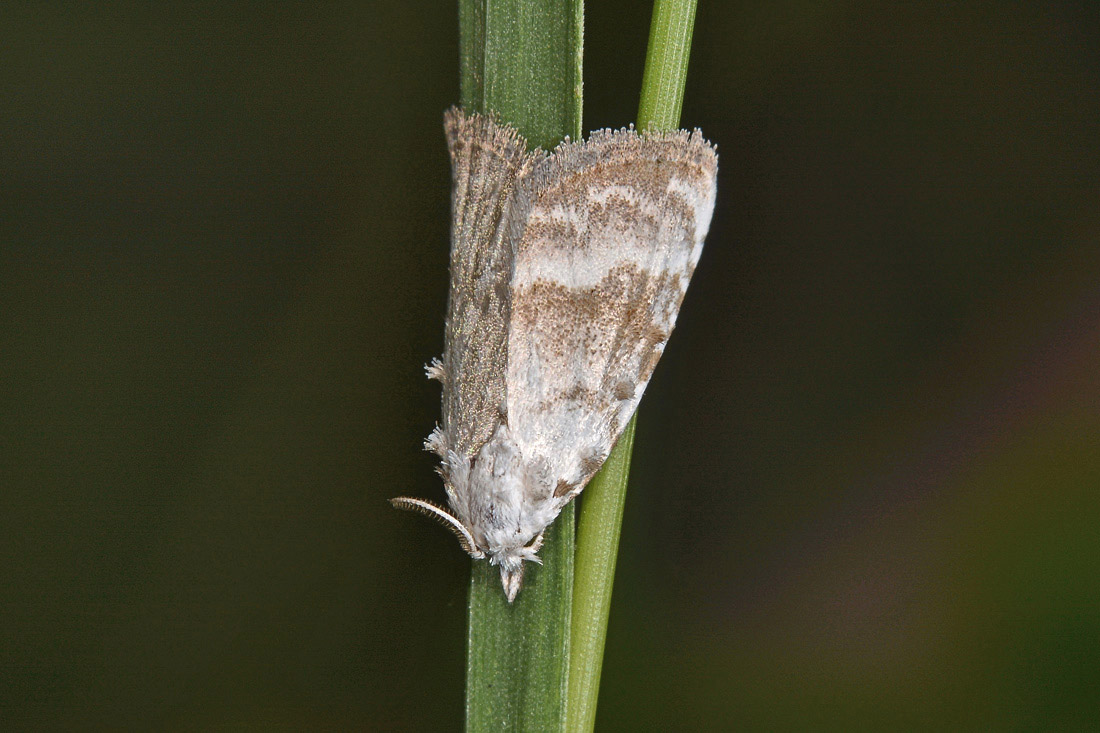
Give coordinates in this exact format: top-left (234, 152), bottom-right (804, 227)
top-left (423, 426), bottom-right (446, 456)
top-left (424, 357), bottom-right (446, 382)
top-left (519, 531), bottom-right (545, 563)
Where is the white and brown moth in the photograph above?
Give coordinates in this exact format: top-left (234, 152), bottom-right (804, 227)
top-left (392, 107), bottom-right (717, 602)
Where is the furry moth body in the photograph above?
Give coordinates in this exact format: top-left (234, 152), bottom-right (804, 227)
top-left (392, 108), bottom-right (718, 602)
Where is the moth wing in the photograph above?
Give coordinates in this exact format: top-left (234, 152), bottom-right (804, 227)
top-left (504, 127), bottom-right (718, 501)
top-left (437, 108), bottom-right (544, 459)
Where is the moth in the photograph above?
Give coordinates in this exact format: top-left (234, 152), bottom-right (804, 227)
top-left (392, 108), bottom-right (718, 602)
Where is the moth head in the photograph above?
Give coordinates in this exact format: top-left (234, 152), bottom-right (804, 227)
top-left (500, 563), bottom-right (524, 603)
top-left (389, 497), bottom-right (546, 603)
top-left (389, 497), bottom-right (485, 559)
top-left (488, 533), bottom-right (544, 603)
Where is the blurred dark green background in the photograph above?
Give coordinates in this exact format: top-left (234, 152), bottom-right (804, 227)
top-left (3, 2), bottom-right (1099, 730)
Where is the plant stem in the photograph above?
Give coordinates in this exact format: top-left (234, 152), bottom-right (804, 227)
top-left (565, 1), bottom-right (700, 731)
top-left (459, 0), bottom-right (583, 150)
top-left (638, 0), bottom-right (699, 132)
top-left (459, 2), bottom-right (582, 732)
top-left (566, 419), bottom-right (636, 733)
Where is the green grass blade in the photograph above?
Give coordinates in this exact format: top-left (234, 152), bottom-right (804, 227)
top-left (638, 0), bottom-right (699, 132)
top-left (566, 1), bottom-right (700, 731)
top-left (466, 511), bottom-right (575, 732)
top-left (459, 0), bottom-right (583, 150)
top-left (566, 419), bottom-right (636, 733)
top-left (458, 2), bottom-right (583, 732)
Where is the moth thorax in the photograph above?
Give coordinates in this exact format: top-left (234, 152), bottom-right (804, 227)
top-left (464, 426), bottom-right (531, 542)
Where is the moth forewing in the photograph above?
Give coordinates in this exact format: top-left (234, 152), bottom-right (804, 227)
top-left (391, 108), bottom-right (717, 602)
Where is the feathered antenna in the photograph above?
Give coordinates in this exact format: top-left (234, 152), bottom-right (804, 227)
top-left (389, 497), bottom-right (484, 558)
